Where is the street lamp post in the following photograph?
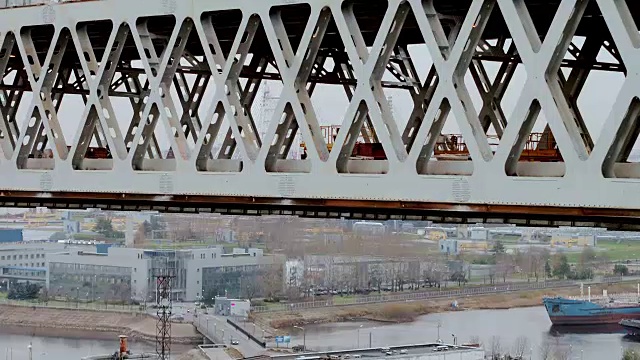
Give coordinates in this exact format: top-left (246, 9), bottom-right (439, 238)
top-left (357, 325), bottom-right (363, 348)
top-left (369, 327), bottom-right (376, 348)
top-left (91, 274), bottom-right (96, 302)
top-left (294, 326), bottom-right (306, 352)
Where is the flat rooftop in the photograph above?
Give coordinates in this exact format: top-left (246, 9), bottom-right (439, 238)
top-left (270, 343), bottom-right (484, 360)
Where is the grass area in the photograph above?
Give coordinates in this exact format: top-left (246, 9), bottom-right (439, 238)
top-left (564, 252), bottom-right (582, 263)
top-left (599, 239), bottom-right (640, 260)
top-left (333, 295), bottom-right (356, 305)
top-left (563, 239), bottom-right (640, 263)
top-left (492, 235), bottom-right (522, 244)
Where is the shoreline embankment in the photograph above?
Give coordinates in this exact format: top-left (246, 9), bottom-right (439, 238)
top-left (254, 282), bottom-right (640, 330)
top-left (0, 305), bottom-right (202, 344)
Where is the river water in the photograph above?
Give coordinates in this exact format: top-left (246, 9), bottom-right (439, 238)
top-left (289, 306), bottom-right (640, 360)
top-left (4, 306), bottom-right (640, 359)
top-left (0, 327), bottom-right (191, 360)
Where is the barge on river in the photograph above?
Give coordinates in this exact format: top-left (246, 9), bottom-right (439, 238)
top-left (543, 287), bottom-right (640, 325)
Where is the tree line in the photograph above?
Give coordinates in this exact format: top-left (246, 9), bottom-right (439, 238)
top-left (469, 241), bottom-right (614, 284)
top-left (482, 335), bottom-right (640, 360)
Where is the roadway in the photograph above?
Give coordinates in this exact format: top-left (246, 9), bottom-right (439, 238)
top-left (195, 313), bottom-right (267, 358)
top-left (146, 302), bottom-right (265, 357)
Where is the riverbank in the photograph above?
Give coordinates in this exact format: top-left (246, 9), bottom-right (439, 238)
top-left (255, 281), bottom-right (640, 330)
top-left (0, 305), bottom-right (202, 344)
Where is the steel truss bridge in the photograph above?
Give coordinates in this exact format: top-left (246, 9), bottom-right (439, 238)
top-left (1, 0), bottom-right (640, 228)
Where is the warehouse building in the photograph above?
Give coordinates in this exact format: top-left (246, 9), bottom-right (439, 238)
top-left (0, 229), bottom-right (23, 243)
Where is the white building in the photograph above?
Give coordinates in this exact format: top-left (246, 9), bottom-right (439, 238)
top-left (439, 239), bottom-right (459, 255)
top-left (270, 344), bottom-right (484, 360)
top-left (213, 297), bottom-right (251, 318)
top-left (46, 246), bottom-right (284, 302)
top-left (0, 242), bottom-right (83, 285)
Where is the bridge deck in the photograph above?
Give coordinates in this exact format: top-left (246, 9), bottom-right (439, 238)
top-left (0, 0), bottom-right (639, 228)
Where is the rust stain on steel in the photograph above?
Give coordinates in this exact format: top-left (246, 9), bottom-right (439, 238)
top-left (0, 190), bottom-right (639, 221)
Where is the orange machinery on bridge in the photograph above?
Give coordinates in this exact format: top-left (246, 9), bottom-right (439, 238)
top-left (300, 125), bottom-right (387, 160)
top-left (28, 146), bottom-right (112, 159)
top-left (301, 126), bottom-right (562, 162)
top-left (433, 132), bottom-right (563, 162)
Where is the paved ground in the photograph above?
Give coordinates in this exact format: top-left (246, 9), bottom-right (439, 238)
top-left (177, 349), bottom-right (210, 360)
top-left (146, 302), bottom-right (199, 322)
top-left (200, 346), bottom-right (234, 360)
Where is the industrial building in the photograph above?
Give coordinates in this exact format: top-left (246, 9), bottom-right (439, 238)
top-left (0, 229), bottom-right (23, 243)
top-left (270, 344), bottom-right (484, 360)
top-left (438, 239), bottom-right (490, 255)
top-left (46, 246), bottom-right (284, 302)
top-left (438, 239), bottom-right (458, 255)
top-left (286, 255), bottom-right (445, 293)
top-left (550, 229), bottom-right (597, 248)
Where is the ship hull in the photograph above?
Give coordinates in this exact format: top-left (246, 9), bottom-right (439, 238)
top-left (544, 297), bottom-right (640, 326)
top-left (550, 324), bottom-right (625, 334)
top-left (549, 313), bottom-right (640, 325)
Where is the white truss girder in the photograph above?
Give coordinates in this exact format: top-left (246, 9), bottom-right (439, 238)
top-left (0, 0), bottom-right (640, 214)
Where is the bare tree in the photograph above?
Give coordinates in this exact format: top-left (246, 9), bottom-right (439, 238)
top-left (513, 336), bottom-right (529, 359)
top-left (38, 287), bottom-right (49, 304)
top-left (496, 255), bottom-right (514, 283)
top-left (262, 265), bottom-right (284, 300)
top-left (242, 275), bottom-right (262, 301)
top-left (553, 346), bottom-right (571, 360)
top-left (488, 266), bottom-right (496, 285)
top-left (526, 247), bottom-right (549, 282)
top-left (538, 340), bottom-right (552, 360)
top-left (133, 223), bottom-right (146, 247)
top-left (370, 266), bottom-right (383, 293)
top-left (489, 336), bottom-right (502, 360)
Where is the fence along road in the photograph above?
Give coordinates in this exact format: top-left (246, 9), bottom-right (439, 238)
top-left (251, 276), bottom-right (638, 313)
